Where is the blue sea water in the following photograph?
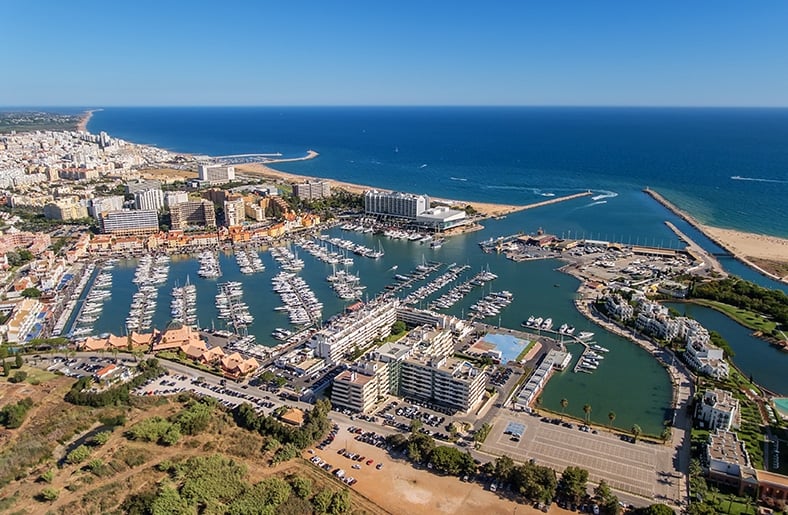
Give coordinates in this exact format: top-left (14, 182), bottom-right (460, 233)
top-left (90, 106), bottom-right (788, 239)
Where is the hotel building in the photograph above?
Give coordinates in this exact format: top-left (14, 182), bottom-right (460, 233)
top-left (169, 200), bottom-right (216, 229)
top-left (293, 180), bottom-right (331, 200)
top-left (43, 198), bottom-right (88, 221)
top-left (198, 164), bottom-right (235, 184)
top-left (100, 209), bottom-right (159, 236)
top-left (224, 197), bottom-right (246, 227)
top-left (364, 190), bottom-right (430, 219)
top-left (134, 188), bottom-right (165, 211)
top-left (88, 195), bottom-right (125, 219)
top-left (697, 388), bottom-right (739, 431)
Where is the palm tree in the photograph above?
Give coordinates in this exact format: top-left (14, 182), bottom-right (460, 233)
top-left (583, 404), bottom-right (592, 426)
top-left (608, 411), bottom-right (616, 430)
top-left (631, 424), bottom-right (642, 443)
top-left (560, 398), bottom-right (568, 420)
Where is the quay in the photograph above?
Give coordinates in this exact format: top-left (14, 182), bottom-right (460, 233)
top-left (518, 189), bottom-right (593, 211)
top-left (663, 220), bottom-right (727, 277)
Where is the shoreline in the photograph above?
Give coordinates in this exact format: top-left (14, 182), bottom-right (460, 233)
top-left (644, 188), bottom-right (788, 284)
top-left (76, 109), bottom-right (101, 132)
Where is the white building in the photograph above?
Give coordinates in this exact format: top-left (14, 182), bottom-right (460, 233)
top-left (697, 388), bottom-right (739, 431)
top-left (293, 180), bottom-right (331, 200)
top-left (198, 164), bottom-right (235, 184)
top-left (308, 299), bottom-right (399, 364)
top-left (164, 191), bottom-right (189, 208)
top-left (364, 190), bottom-right (430, 219)
top-left (134, 188), bottom-right (164, 211)
top-left (399, 354), bottom-right (488, 413)
top-left (223, 197), bottom-right (246, 226)
top-left (684, 320), bottom-right (729, 379)
top-left (415, 206), bottom-right (467, 230)
top-left (100, 209), bottom-right (159, 236)
top-left (88, 195), bottom-right (125, 219)
top-left (604, 293), bottom-right (634, 321)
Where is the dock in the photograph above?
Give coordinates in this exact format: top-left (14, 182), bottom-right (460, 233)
top-left (519, 190), bottom-right (593, 211)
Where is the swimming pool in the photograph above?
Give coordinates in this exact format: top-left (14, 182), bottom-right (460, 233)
top-left (480, 333), bottom-right (531, 363)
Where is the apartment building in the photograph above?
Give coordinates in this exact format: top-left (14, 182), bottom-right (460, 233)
top-left (169, 200), bottom-right (216, 229)
top-left (364, 190), bottom-right (430, 219)
top-left (100, 209), bottom-right (159, 236)
top-left (293, 180), bottom-right (331, 200)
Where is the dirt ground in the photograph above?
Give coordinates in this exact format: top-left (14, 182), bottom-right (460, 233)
top-left (307, 425), bottom-right (572, 515)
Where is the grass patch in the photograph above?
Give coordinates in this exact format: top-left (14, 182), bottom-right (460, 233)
top-left (515, 339), bottom-right (536, 362)
top-left (0, 365), bottom-right (57, 385)
top-left (689, 299), bottom-right (777, 334)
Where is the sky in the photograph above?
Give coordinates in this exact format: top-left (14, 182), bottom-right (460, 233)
top-left (5, 1), bottom-right (788, 107)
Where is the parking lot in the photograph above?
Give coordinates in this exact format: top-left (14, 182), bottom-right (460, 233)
top-left (483, 411), bottom-right (665, 500)
top-left (135, 375), bottom-right (276, 413)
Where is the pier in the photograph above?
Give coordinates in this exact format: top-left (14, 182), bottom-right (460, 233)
top-left (518, 190), bottom-right (593, 211)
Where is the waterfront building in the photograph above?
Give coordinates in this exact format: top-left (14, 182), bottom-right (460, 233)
top-left (512, 349), bottom-right (571, 410)
top-left (364, 190), bottom-right (430, 219)
top-left (220, 352), bottom-right (260, 380)
top-left (170, 200), bottom-right (216, 229)
top-left (100, 209), bottom-right (159, 237)
top-left (125, 179), bottom-right (162, 195)
top-left (244, 201), bottom-right (266, 222)
top-left (684, 319), bottom-right (729, 379)
top-left (134, 188), bottom-right (165, 211)
top-left (164, 191), bottom-right (189, 208)
top-left (293, 180), bottom-right (331, 200)
top-left (198, 164), bottom-right (235, 184)
top-left (88, 195), bottom-right (125, 219)
top-left (152, 323), bottom-right (205, 352)
top-left (604, 293), bottom-right (634, 321)
top-left (308, 299), bottom-right (399, 364)
top-left (43, 197), bottom-right (88, 220)
top-left (705, 429), bottom-right (758, 494)
top-left (697, 388), bottom-right (740, 431)
top-left (414, 206), bottom-right (467, 230)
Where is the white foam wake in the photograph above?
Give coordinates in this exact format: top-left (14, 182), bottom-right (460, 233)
top-left (731, 175), bottom-right (788, 184)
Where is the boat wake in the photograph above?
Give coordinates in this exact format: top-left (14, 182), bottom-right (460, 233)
top-left (579, 200), bottom-right (608, 209)
top-left (419, 164), bottom-right (428, 169)
top-left (731, 175), bottom-right (788, 184)
top-left (591, 190), bottom-right (618, 201)
top-left (450, 177), bottom-right (468, 181)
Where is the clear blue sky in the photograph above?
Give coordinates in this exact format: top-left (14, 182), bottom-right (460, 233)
top-left (5, 1), bottom-right (788, 106)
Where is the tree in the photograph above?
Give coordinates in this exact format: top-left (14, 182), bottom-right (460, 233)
top-left (494, 455), bottom-right (515, 483)
top-left (14, 353), bottom-right (23, 368)
top-left (631, 424), bottom-right (642, 442)
top-left (558, 466), bottom-right (589, 504)
top-left (289, 474), bottom-right (312, 499)
top-left (410, 418), bottom-right (423, 433)
top-left (583, 403), bottom-right (592, 425)
top-left (661, 427), bottom-right (672, 443)
top-left (9, 370), bottom-right (28, 383)
top-left (21, 287), bottom-right (42, 298)
top-left (641, 503), bottom-right (676, 515)
top-left (560, 398), bottom-right (569, 420)
top-left (328, 489), bottom-right (351, 514)
top-left (1, 359), bottom-right (8, 376)
top-left (312, 488), bottom-right (334, 514)
top-left (608, 411), bottom-right (616, 429)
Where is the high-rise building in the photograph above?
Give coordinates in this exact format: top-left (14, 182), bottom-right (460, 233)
top-left (170, 200), bottom-right (216, 229)
top-left (293, 180), bottom-right (331, 200)
top-left (164, 191), bottom-right (189, 208)
top-left (198, 164), bottom-right (235, 184)
top-left (88, 195), bottom-right (125, 219)
top-left (134, 188), bottom-right (164, 211)
top-left (223, 197), bottom-right (246, 227)
top-left (125, 179), bottom-right (162, 195)
top-left (100, 209), bottom-right (159, 236)
top-left (364, 190), bottom-right (430, 219)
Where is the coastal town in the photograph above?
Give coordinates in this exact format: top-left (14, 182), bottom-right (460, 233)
top-left (2, 119), bottom-right (788, 515)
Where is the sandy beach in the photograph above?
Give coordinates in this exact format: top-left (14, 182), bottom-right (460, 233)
top-left (644, 188), bottom-right (788, 283)
top-left (76, 109), bottom-right (99, 132)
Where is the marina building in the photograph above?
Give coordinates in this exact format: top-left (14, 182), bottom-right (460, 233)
top-left (0, 297), bottom-right (43, 344)
top-left (293, 180), bottom-right (331, 200)
top-left (100, 209), bottom-right (159, 236)
top-left (198, 164), bottom-right (235, 184)
top-left (364, 190), bottom-right (430, 219)
top-left (134, 187), bottom-right (165, 211)
top-left (169, 200), bottom-right (216, 229)
top-left (604, 293), bottom-right (634, 321)
top-left (414, 206), bottom-right (467, 230)
top-left (684, 320), bottom-right (729, 379)
top-left (512, 349), bottom-right (572, 410)
top-left (309, 299), bottom-right (399, 364)
top-left (224, 197), bottom-right (246, 227)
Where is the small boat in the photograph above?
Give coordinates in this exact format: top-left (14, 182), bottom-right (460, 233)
top-left (578, 331), bottom-right (595, 340)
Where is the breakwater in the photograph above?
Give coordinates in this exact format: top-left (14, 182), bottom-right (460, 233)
top-left (518, 190), bottom-right (593, 211)
top-left (644, 187), bottom-right (786, 284)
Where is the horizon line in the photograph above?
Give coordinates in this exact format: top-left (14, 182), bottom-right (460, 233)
top-left (3, 104), bottom-right (788, 110)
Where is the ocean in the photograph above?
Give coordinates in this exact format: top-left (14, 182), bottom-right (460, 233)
top-left (89, 106), bottom-right (788, 238)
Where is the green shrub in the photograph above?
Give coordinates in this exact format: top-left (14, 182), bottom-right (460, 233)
top-left (66, 445), bottom-right (91, 465)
